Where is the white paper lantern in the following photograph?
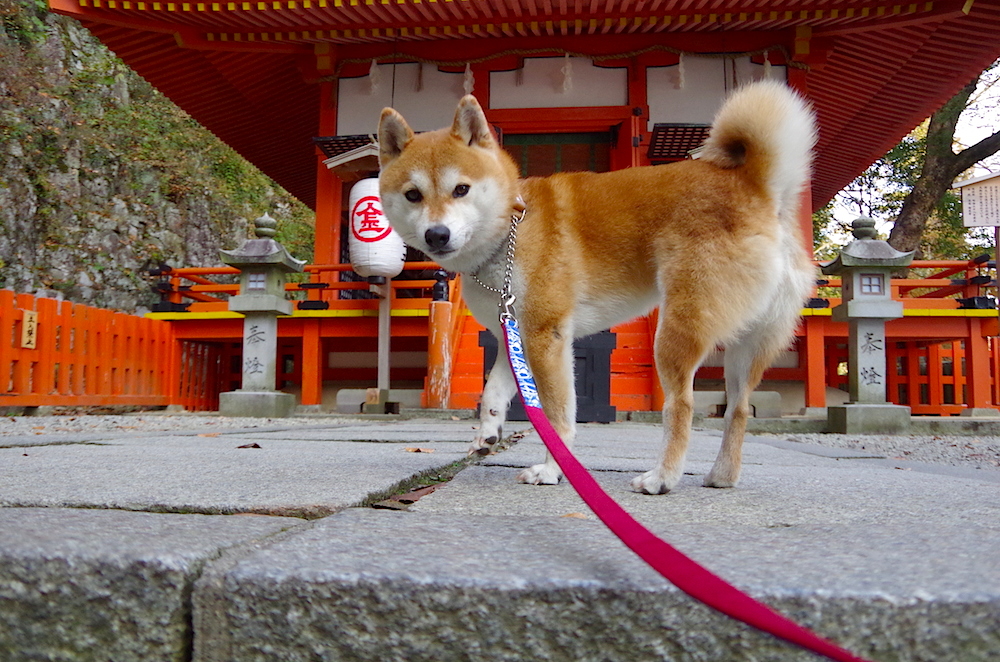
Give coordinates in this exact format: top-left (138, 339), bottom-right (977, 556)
top-left (348, 177), bottom-right (406, 278)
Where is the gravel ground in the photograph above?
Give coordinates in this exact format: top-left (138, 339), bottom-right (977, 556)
top-left (756, 431), bottom-right (1000, 471)
top-left (3, 412), bottom-right (999, 471)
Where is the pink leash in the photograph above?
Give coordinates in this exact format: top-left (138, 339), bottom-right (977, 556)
top-left (501, 315), bottom-right (873, 662)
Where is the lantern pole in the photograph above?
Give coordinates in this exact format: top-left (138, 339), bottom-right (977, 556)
top-left (347, 176), bottom-right (406, 415)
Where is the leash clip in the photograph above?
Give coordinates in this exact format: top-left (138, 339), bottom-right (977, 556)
top-left (500, 293), bottom-right (517, 322)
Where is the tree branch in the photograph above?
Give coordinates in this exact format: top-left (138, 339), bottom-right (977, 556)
top-left (950, 130), bottom-right (1000, 179)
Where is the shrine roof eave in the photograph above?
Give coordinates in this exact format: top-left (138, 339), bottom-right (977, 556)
top-left (48, 0), bottom-right (1000, 211)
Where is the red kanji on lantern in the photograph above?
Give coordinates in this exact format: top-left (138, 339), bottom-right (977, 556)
top-left (351, 196), bottom-right (392, 242)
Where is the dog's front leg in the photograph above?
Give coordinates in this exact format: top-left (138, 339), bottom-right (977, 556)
top-left (516, 319), bottom-right (576, 485)
top-left (468, 350), bottom-right (517, 456)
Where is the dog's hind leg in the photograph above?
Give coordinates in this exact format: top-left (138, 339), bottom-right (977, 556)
top-left (704, 338), bottom-right (768, 487)
top-left (632, 314), bottom-right (712, 495)
top-left (705, 328), bottom-right (785, 488)
top-left (469, 348), bottom-right (518, 456)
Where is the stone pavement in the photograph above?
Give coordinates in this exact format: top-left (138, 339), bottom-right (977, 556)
top-left (1, 417), bottom-right (998, 661)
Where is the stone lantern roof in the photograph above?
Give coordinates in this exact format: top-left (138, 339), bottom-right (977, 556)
top-left (219, 214), bottom-right (305, 273)
top-left (820, 218), bottom-right (913, 275)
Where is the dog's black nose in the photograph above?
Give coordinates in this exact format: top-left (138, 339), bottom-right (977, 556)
top-left (425, 225), bottom-right (451, 251)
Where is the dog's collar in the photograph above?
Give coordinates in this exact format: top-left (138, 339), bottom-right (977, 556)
top-left (470, 204), bottom-right (526, 315)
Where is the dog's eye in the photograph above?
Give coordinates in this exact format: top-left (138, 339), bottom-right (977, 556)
top-left (453, 184), bottom-right (470, 198)
top-left (404, 189), bottom-right (423, 203)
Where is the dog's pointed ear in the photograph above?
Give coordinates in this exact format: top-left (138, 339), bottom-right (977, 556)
top-left (451, 95), bottom-right (494, 148)
top-left (378, 107), bottom-right (414, 168)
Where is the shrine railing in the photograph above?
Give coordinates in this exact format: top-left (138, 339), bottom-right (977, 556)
top-left (810, 255), bottom-right (995, 310)
top-left (0, 290), bottom-right (173, 408)
top-left (149, 262), bottom-right (445, 313)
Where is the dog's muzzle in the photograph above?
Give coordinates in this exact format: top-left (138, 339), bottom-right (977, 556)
top-left (424, 225), bottom-right (451, 252)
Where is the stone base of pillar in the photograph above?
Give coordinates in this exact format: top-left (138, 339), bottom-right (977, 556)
top-left (219, 390), bottom-right (297, 418)
top-left (959, 407), bottom-right (1000, 418)
top-left (827, 404), bottom-right (911, 434)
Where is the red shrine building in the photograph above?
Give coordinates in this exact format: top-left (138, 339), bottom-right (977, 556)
top-left (43, 0), bottom-right (1000, 416)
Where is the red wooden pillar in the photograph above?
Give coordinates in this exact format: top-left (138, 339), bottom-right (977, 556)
top-left (627, 57), bottom-right (649, 169)
top-left (785, 59), bottom-right (816, 257)
top-left (426, 300), bottom-right (454, 408)
top-left (992, 336), bottom-right (1000, 407)
top-left (965, 317), bottom-right (995, 412)
top-left (303, 80), bottom-right (340, 407)
top-left (314, 80), bottom-right (343, 269)
top-left (300, 318), bottom-right (323, 406)
top-left (802, 315), bottom-right (827, 409)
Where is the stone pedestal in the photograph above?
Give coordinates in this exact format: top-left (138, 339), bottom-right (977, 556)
top-left (961, 408), bottom-right (1000, 418)
top-left (827, 404), bottom-right (911, 434)
top-left (219, 390), bottom-right (297, 418)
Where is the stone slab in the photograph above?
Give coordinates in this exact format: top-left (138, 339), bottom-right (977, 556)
top-left (0, 423), bottom-right (362, 449)
top-left (416, 458), bottom-right (1000, 528)
top-left (828, 404), bottom-right (912, 434)
top-left (480, 425), bottom-right (875, 473)
top-left (193, 508), bottom-right (1000, 662)
top-left (0, 508), bottom-right (302, 662)
top-left (0, 436), bottom-right (469, 518)
top-left (235, 421), bottom-right (501, 443)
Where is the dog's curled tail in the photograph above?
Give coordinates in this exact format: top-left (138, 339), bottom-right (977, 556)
top-left (699, 80), bottom-right (817, 223)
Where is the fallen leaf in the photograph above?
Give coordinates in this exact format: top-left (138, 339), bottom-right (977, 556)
top-left (32, 426), bottom-right (45, 430)
top-left (371, 499), bottom-right (409, 511)
top-left (404, 447), bottom-right (435, 453)
top-left (450, 416), bottom-right (460, 421)
top-left (561, 512), bottom-right (589, 519)
top-left (237, 442), bottom-right (262, 449)
top-left (391, 485), bottom-right (439, 505)
top-left (198, 433), bottom-right (220, 438)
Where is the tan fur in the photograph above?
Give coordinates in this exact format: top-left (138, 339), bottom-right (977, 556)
top-left (378, 81), bottom-right (816, 493)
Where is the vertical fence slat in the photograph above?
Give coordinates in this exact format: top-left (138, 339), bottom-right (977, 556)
top-left (35, 297), bottom-right (57, 396)
top-left (14, 294), bottom-right (35, 395)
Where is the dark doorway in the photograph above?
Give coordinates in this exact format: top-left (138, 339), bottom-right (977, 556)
top-left (503, 132), bottom-right (612, 176)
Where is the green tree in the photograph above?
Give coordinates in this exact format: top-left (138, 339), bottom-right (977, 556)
top-left (828, 60), bottom-right (999, 260)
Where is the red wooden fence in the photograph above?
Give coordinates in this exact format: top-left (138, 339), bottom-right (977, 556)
top-left (0, 290), bottom-right (173, 408)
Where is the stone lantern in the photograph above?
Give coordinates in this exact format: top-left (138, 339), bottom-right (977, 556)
top-left (218, 213), bottom-right (305, 418)
top-left (821, 217), bottom-right (913, 433)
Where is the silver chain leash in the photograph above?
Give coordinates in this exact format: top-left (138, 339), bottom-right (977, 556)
top-left (471, 207), bottom-right (526, 320)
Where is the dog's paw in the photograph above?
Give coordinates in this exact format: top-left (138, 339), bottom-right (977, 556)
top-left (516, 464), bottom-right (562, 485)
top-left (703, 467), bottom-right (740, 489)
top-left (630, 469), bottom-right (679, 495)
top-left (467, 425), bottom-right (503, 457)
top-left (468, 435), bottom-right (500, 457)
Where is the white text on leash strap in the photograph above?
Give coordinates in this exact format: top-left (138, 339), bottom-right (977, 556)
top-left (502, 317), bottom-right (542, 409)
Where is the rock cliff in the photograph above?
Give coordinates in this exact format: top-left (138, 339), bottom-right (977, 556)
top-left (0, 0), bottom-right (313, 312)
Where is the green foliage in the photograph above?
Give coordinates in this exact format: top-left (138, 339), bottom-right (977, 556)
top-left (834, 123), bottom-right (992, 260)
top-left (0, 0), bottom-right (49, 47)
top-left (838, 127), bottom-right (928, 221)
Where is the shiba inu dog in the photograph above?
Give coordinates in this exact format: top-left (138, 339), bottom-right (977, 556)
top-left (377, 80), bottom-right (816, 494)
